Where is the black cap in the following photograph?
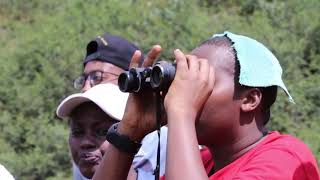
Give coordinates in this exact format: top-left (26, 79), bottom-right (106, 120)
top-left (83, 33), bottom-right (143, 70)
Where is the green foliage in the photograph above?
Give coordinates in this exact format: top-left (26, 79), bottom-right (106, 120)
top-left (0, 0), bottom-right (319, 179)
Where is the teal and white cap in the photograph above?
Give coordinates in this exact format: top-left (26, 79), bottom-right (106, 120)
top-left (212, 31), bottom-right (294, 103)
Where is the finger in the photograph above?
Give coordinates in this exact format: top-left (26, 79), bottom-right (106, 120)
top-left (208, 65), bottom-right (215, 89)
top-left (186, 55), bottom-right (200, 73)
top-left (143, 45), bottom-right (162, 67)
top-left (199, 58), bottom-right (210, 80)
top-left (130, 50), bottom-right (142, 68)
top-left (174, 49), bottom-right (188, 75)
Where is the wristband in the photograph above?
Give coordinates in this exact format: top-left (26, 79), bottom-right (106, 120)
top-left (106, 122), bottom-right (142, 154)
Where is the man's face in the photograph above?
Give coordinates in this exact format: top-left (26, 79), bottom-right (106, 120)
top-left (82, 60), bottom-right (124, 92)
top-left (69, 102), bottom-right (117, 178)
top-left (191, 45), bottom-right (243, 146)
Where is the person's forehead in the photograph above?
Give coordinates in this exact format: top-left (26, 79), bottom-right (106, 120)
top-left (191, 44), bottom-right (235, 73)
top-left (69, 102), bottom-right (109, 125)
top-left (84, 60), bottom-right (124, 74)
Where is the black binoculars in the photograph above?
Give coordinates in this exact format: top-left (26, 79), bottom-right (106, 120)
top-left (118, 61), bottom-right (176, 93)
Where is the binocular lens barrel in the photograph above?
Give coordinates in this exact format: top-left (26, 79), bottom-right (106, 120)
top-left (118, 70), bottom-right (140, 92)
top-left (118, 67), bottom-right (152, 92)
top-left (150, 65), bottom-right (163, 89)
top-left (150, 63), bottom-right (176, 90)
top-left (118, 61), bottom-right (175, 93)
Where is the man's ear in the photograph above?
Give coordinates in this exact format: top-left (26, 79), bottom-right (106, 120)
top-left (240, 88), bottom-right (262, 112)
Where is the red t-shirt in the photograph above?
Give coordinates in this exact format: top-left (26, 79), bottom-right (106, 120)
top-left (161, 131), bottom-right (320, 180)
top-left (203, 131), bottom-right (319, 179)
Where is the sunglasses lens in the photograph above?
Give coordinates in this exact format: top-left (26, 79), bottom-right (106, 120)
top-left (73, 76), bottom-right (85, 89)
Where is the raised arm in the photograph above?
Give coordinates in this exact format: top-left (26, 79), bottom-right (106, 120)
top-left (93, 45), bottom-right (162, 180)
top-left (164, 49), bottom-right (214, 180)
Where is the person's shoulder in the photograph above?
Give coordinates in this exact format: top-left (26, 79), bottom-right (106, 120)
top-left (140, 126), bottom-right (168, 145)
top-left (132, 127), bottom-right (168, 174)
top-left (259, 131), bottom-right (315, 157)
top-left (239, 131), bottom-right (320, 179)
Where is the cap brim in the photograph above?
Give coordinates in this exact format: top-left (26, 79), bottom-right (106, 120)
top-left (56, 84), bottom-right (129, 120)
top-left (56, 94), bottom-right (91, 118)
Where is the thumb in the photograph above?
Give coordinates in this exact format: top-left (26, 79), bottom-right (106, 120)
top-left (174, 49), bottom-right (188, 75)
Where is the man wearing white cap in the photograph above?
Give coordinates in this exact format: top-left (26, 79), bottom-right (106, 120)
top-left (68, 33), bottom-right (167, 180)
top-left (57, 84), bottom-right (129, 179)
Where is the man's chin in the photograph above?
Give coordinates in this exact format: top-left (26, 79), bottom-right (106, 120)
top-left (80, 164), bottom-right (98, 179)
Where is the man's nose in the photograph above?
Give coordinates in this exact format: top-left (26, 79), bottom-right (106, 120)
top-left (80, 134), bottom-right (97, 149)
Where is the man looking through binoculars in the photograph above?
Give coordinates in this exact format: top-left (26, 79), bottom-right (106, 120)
top-left (93, 32), bottom-right (319, 180)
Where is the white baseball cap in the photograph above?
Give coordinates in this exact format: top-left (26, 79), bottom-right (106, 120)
top-left (56, 83), bottom-right (129, 120)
